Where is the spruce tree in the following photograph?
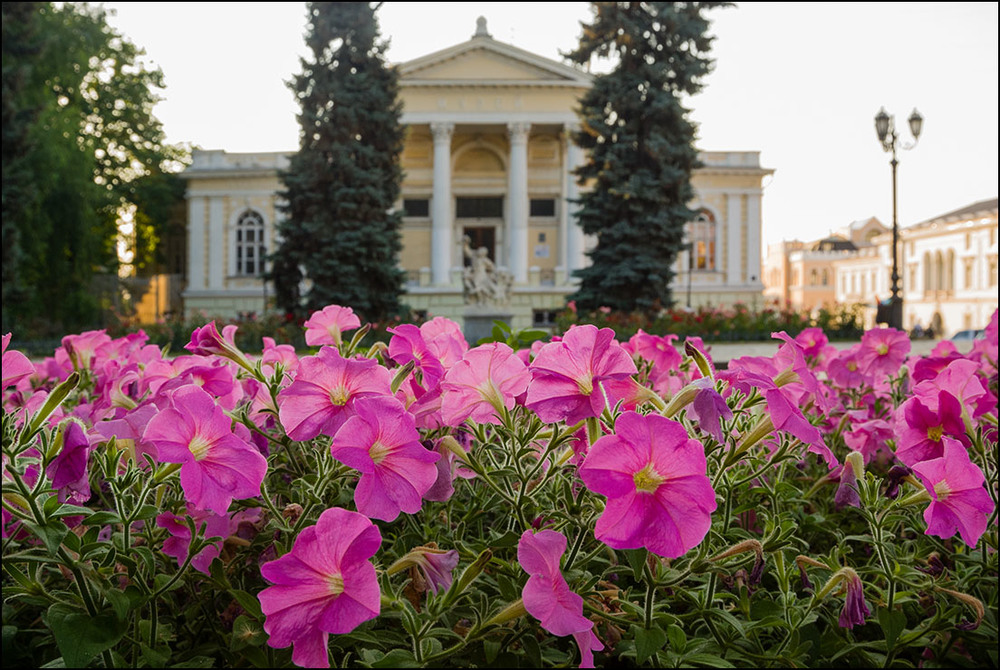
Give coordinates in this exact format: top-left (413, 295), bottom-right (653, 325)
top-left (566, 2), bottom-right (727, 316)
top-left (271, 2), bottom-right (405, 323)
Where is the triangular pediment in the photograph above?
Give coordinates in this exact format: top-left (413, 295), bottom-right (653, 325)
top-left (399, 34), bottom-right (592, 88)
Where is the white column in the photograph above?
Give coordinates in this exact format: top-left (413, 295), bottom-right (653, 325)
top-left (507, 122), bottom-right (531, 284)
top-left (563, 125), bottom-right (587, 281)
top-left (188, 196), bottom-right (206, 290)
top-left (208, 197), bottom-right (224, 290)
top-left (430, 122), bottom-right (454, 286)
top-left (727, 194), bottom-right (742, 286)
top-left (746, 194), bottom-right (761, 284)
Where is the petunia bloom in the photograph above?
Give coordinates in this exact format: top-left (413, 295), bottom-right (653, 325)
top-left (519, 529), bottom-right (603, 668)
top-left (143, 385), bottom-right (267, 515)
top-left (578, 411), bottom-right (717, 557)
top-left (525, 325), bottom-right (637, 425)
top-left (858, 327), bottom-right (910, 379)
top-left (838, 569), bottom-right (871, 629)
top-left (277, 347), bottom-right (391, 441)
top-left (440, 342), bottom-right (530, 426)
top-left (304, 304), bottom-right (362, 348)
top-left (910, 438), bottom-right (995, 547)
top-left (46, 420), bottom-right (91, 504)
top-left (329, 396), bottom-right (439, 521)
top-left (2, 333), bottom-right (34, 390)
top-left (185, 321), bottom-right (253, 371)
top-left (259, 507), bottom-right (381, 668)
top-left (894, 391), bottom-right (966, 466)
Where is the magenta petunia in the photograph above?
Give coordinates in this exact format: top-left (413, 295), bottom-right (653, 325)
top-left (838, 570), bottom-right (871, 629)
top-left (259, 507), bottom-right (381, 668)
top-left (525, 325), bottom-right (637, 425)
top-left (143, 385), bottom-right (267, 515)
top-left (2, 333), bottom-right (35, 390)
top-left (304, 304), bottom-right (362, 348)
top-left (894, 391), bottom-right (967, 466)
top-left (387, 324), bottom-right (446, 389)
top-left (578, 411), bottom-right (717, 557)
top-left (911, 438), bottom-right (995, 547)
top-left (858, 327), bottom-right (910, 379)
top-left (185, 321), bottom-right (252, 371)
top-left (440, 342), bottom-right (530, 426)
top-left (764, 388), bottom-right (838, 469)
top-left (518, 529), bottom-right (603, 668)
top-left (46, 421), bottom-right (91, 504)
top-left (277, 347), bottom-right (391, 441)
top-left (418, 317), bottom-right (469, 368)
top-left (156, 507), bottom-right (231, 575)
top-left (329, 396), bottom-right (439, 521)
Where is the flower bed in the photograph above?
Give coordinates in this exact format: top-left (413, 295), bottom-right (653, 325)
top-left (2, 307), bottom-right (996, 668)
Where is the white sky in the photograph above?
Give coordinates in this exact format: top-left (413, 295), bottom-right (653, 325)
top-left (102, 2), bottom-right (999, 246)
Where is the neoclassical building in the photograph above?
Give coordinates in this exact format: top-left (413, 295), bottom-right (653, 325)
top-left (182, 19), bottom-right (772, 330)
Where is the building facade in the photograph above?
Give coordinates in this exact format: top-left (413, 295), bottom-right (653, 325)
top-left (181, 19), bottom-right (772, 330)
top-left (764, 199), bottom-right (998, 335)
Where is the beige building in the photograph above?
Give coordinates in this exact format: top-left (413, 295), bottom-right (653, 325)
top-left (763, 217), bottom-right (886, 312)
top-left (764, 199), bottom-right (998, 335)
top-left (181, 19), bottom-right (773, 330)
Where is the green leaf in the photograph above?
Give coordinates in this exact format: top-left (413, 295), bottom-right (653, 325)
top-left (230, 615), bottom-right (266, 651)
top-left (633, 625), bottom-right (667, 665)
top-left (104, 587), bottom-right (131, 622)
top-left (46, 603), bottom-right (126, 668)
top-left (483, 639), bottom-right (501, 664)
top-left (229, 589), bottom-right (264, 621)
top-left (140, 643), bottom-right (170, 667)
top-left (684, 653), bottom-right (737, 667)
top-left (877, 608), bottom-right (907, 650)
top-left (82, 511), bottom-right (122, 526)
top-left (369, 648), bottom-right (420, 668)
top-left (22, 519), bottom-right (69, 557)
top-left (169, 655), bottom-right (215, 668)
top-left (624, 548), bottom-right (648, 581)
top-left (522, 632), bottom-right (542, 667)
top-left (134, 504), bottom-right (160, 521)
top-left (666, 624), bottom-right (686, 652)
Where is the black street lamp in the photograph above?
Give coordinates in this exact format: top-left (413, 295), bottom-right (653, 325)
top-left (874, 106), bottom-right (922, 330)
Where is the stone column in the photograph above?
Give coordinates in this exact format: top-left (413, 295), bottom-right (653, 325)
top-left (187, 196), bottom-right (206, 290)
top-left (746, 194), bottom-right (761, 284)
top-left (563, 124), bottom-right (587, 282)
top-left (507, 122), bottom-right (531, 284)
top-left (208, 197), bottom-right (224, 290)
top-left (430, 122), bottom-right (454, 286)
top-left (727, 194), bottom-right (742, 286)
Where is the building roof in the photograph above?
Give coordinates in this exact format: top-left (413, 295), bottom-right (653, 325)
top-left (810, 236), bottom-right (857, 252)
top-left (909, 197), bottom-right (998, 230)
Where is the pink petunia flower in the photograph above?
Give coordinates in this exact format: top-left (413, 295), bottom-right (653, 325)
top-left (858, 327), bottom-right (910, 379)
top-left (2, 334), bottom-right (34, 390)
top-left (185, 321), bottom-right (253, 371)
top-left (763, 388), bottom-right (838, 469)
top-left (838, 569), bottom-right (871, 629)
top-left (440, 342), bottom-right (530, 426)
top-left (304, 304), bottom-right (362, 348)
top-left (329, 396), bottom-right (439, 521)
top-left (143, 385), bottom-right (267, 515)
top-left (578, 411), bottom-right (717, 557)
top-left (277, 347), bottom-right (391, 441)
top-left (519, 529), bottom-right (603, 668)
top-left (259, 507), bottom-right (381, 668)
top-left (388, 324), bottom-right (446, 389)
top-left (525, 325), bottom-right (637, 425)
top-left (47, 421), bottom-right (91, 503)
top-left (418, 317), bottom-right (469, 369)
top-left (894, 391), bottom-right (967, 466)
top-left (157, 507), bottom-right (231, 575)
top-left (911, 438), bottom-right (995, 547)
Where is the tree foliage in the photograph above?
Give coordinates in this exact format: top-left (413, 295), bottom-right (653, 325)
top-left (270, 1), bottom-right (406, 323)
top-left (566, 2), bottom-right (728, 317)
top-left (1, 2), bottom-right (186, 337)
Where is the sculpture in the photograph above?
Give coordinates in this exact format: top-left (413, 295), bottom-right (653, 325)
top-left (462, 235), bottom-right (512, 306)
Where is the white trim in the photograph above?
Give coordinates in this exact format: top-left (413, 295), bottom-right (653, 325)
top-left (188, 197), bottom-right (206, 290)
top-left (208, 197), bottom-right (225, 290)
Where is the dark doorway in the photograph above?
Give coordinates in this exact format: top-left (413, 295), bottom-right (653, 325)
top-left (463, 227), bottom-right (496, 264)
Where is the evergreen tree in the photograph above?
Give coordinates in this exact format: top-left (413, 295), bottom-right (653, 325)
top-left (566, 2), bottom-right (727, 316)
top-left (270, 2), bottom-right (406, 323)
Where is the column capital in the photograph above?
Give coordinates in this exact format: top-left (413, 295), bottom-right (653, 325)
top-left (430, 121), bottom-right (455, 142)
top-left (507, 121), bottom-right (531, 142)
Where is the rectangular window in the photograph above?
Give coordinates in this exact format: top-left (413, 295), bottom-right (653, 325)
top-left (532, 309), bottom-right (559, 328)
top-left (529, 198), bottom-right (556, 218)
top-left (456, 197), bottom-right (503, 219)
top-left (403, 199), bottom-right (429, 218)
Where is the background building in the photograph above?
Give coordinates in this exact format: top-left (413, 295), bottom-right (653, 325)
top-left (181, 20), bottom-right (772, 329)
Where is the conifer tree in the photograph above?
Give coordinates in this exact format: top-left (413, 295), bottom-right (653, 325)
top-left (271, 2), bottom-right (405, 322)
top-left (566, 2), bottom-right (727, 316)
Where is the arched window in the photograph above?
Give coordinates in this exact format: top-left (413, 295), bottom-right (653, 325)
top-left (235, 209), bottom-right (267, 277)
top-left (821, 269), bottom-right (829, 286)
top-left (687, 209), bottom-right (716, 271)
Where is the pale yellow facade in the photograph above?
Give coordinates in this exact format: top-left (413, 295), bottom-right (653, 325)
top-left (181, 20), bottom-right (773, 331)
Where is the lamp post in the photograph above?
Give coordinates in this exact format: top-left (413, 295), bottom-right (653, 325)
top-left (874, 107), bottom-right (922, 331)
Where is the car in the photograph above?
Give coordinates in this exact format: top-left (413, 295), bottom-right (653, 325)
top-left (950, 329), bottom-right (985, 341)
